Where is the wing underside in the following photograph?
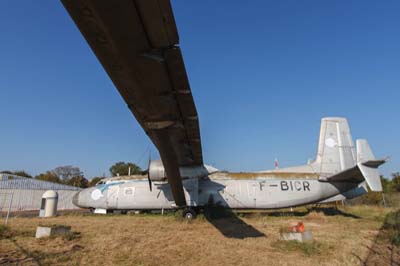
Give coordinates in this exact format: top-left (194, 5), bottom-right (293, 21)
top-left (62, 0), bottom-right (202, 206)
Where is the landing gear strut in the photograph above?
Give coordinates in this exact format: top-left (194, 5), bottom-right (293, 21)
top-left (182, 208), bottom-right (197, 220)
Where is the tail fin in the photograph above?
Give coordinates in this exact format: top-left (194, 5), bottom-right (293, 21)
top-left (324, 139), bottom-right (385, 192)
top-left (356, 139), bottom-right (384, 191)
top-left (314, 117), bottom-right (356, 174)
top-left (357, 139), bottom-right (376, 162)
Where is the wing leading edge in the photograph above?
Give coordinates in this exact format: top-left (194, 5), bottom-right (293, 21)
top-left (61, 0), bottom-right (203, 206)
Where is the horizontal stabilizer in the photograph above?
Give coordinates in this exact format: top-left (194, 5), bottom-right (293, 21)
top-left (362, 159), bottom-right (386, 168)
top-left (357, 163), bottom-right (382, 191)
top-left (356, 139), bottom-right (386, 192)
top-left (323, 139), bottom-right (386, 192)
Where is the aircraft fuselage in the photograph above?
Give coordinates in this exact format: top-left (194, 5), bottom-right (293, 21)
top-left (73, 175), bottom-right (362, 211)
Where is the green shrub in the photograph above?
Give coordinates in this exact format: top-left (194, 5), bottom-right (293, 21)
top-left (383, 211), bottom-right (400, 247)
top-left (271, 240), bottom-right (325, 256)
top-left (0, 224), bottom-right (12, 239)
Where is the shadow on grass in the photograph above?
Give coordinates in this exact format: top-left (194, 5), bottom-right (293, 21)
top-left (264, 207), bottom-right (360, 219)
top-left (3, 227), bottom-right (84, 266)
top-left (203, 206), bottom-right (265, 239)
top-left (356, 209), bottom-right (400, 266)
top-left (9, 239), bottom-right (43, 266)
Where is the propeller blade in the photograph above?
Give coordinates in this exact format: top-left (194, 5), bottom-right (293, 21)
top-left (147, 155), bottom-right (152, 191)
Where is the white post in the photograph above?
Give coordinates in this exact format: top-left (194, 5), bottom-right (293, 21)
top-left (382, 193), bottom-right (387, 207)
top-left (5, 190), bottom-right (14, 225)
top-left (128, 167), bottom-right (131, 176)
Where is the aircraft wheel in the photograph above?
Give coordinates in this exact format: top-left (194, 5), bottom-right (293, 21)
top-left (182, 208), bottom-right (197, 220)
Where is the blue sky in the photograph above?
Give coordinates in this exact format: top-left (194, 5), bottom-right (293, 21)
top-left (0, 1), bottom-right (398, 178)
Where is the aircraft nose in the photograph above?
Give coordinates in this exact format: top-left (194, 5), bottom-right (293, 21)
top-left (72, 191), bottom-right (80, 207)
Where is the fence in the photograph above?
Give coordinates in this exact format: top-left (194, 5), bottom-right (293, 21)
top-left (0, 174), bottom-right (81, 219)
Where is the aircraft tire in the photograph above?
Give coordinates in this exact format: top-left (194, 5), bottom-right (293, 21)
top-left (183, 208), bottom-right (197, 220)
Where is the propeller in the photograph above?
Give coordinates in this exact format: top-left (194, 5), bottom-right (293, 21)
top-left (147, 154), bottom-right (152, 192)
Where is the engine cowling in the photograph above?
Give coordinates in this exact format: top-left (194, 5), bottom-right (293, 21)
top-left (148, 160), bottom-right (217, 181)
top-left (148, 160), bottom-right (166, 181)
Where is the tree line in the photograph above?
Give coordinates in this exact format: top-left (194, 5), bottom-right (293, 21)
top-left (0, 161), bottom-right (142, 188)
top-left (382, 173), bottom-right (400, 193)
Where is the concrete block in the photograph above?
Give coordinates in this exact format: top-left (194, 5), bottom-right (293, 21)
top-left (35, 225), bottom-right (71, 238)
top-left (280, 230), bottom-right (313, 242)
top-left (94, 208), bottom-right (107, 214)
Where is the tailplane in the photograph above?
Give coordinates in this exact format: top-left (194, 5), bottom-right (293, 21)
top-left (356, 139), bottom-right (385, 191)
top-left (324, 139), bottom-right (386, 192)
top-left (264, 117), bottom-right (386, 188)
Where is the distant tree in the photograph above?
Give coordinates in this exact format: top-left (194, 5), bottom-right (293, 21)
top-left (65, 175), bottom-right (89, 188)
top-left (0, 170), bottom-right (13, 175)
top-left (109, 162), bottom-right (142, 177)
top-left (0, 170), bottom-right (32, 178)
top-left (52, 166), bottom-right (82, 181)
top-left (13, 171), bottom-right (33, 178)
top-left (381, 175), bottom-right (391, 193)
top-left (88, 177), bottom-right (103, 187)
top-left (391, 172), bottom-right (400, 192)
top-left (35, 171), bottom-right (62, 184)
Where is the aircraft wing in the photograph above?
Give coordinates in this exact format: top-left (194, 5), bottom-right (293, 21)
top-left (61, 0), bottom-right (202, 206)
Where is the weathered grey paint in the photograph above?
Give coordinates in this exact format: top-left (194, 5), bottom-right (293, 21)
top-left (73, 176), bottom-right (359, 210)
top-left (72, 117), bottom-right (385, 211)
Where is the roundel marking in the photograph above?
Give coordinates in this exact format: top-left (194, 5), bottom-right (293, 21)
top-left (91, 189), bottom-right (104, 201)
top-left (325, 138), bottom-right (337, 148)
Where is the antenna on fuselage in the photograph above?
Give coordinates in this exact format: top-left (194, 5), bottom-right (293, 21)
top-left (274, 158), bottom-right (279, 169)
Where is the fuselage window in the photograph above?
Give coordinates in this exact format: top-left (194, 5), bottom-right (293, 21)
top-left (124, 187), bottom-right (135, 196)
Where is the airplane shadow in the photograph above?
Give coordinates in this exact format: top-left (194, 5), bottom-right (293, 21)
top-left (262, 206), bottom-right (361, 219)
top-left (312, 207), bottom-right (361, 218)
top-left (202, 206), bottom-right (266, 239)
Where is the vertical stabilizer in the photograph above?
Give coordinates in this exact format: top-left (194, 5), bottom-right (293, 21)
top-left (356, 139), bottom-right (383, 191)
top-left (321, 138), bottom-right (385, 192)
top-left (357, 139), bottom-right (375, 162)
top-left (315, 117), bottom-right (356, 174)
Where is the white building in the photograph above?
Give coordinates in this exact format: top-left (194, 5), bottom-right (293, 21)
top-left (0, 174), bottom-right (80, 212)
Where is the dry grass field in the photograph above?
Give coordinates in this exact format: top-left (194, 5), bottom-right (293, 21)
top-left (0, 205), bottom-right (398, 266)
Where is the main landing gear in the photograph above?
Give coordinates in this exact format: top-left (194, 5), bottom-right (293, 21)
top-left (182, 208), bottom-right (197, 220)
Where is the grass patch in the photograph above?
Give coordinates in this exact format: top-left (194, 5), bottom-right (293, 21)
top-left (0, 224), bottom-right (12, 239)
top-left (0, 206), bottom-right (389, 265)
top-left (382, 210), bottom-right (400, 246)
top-left (271, 240), bottom-right (326, 256)
top-left (62, 231), bottom-right (81, 241)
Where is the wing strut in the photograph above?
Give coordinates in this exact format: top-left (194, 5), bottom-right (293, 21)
top-left (154, 129), bottom-right (186, 206)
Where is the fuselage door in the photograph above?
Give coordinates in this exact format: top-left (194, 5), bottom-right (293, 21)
top-left (247, 182), bottom-right (257, 208)
top-left (255, 181), bottom-right (269, 208)
top-left (106, 185), bottom-right (119, 209)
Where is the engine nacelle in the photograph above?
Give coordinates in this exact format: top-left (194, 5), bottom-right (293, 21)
top-left (148, 160), bottom-right (166, 181)
top-left (148, 160), bottom-right (217, 181)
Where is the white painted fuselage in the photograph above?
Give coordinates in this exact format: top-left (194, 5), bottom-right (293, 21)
top-left (73, 174), bottom-right (364, 211)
